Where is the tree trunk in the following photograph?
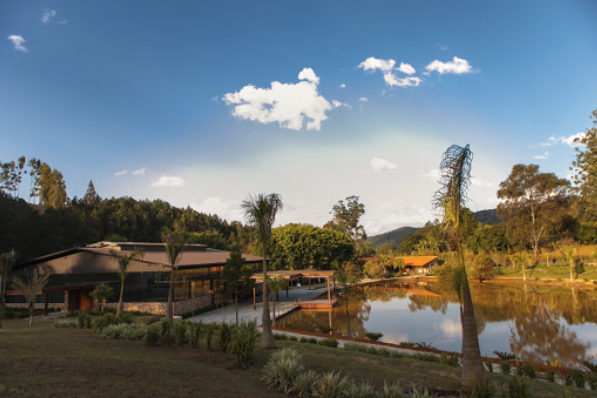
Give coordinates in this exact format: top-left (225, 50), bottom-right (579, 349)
top-left (235, 286), bottom-right (239, 325)
top-left (260, 256), bottom-right (276, 349)
top-left (569, 262), bottom-right (574, 283)
top-left (522, 265), bottom-right (526, 282)
top-left (117, 277), bottom-right (125, 316)
top-left (167, 266), bottom-right (175, 323)
top-left (460, 286), bottom-right (485, 392)
top-left (28, 301), bottom-right (34, 327)
top-left (0, 301), bottom-right (4, 330)
top-left (345, 293), bottom-right (351, 338)
top-left (272, 295), bottom-right (277, 328)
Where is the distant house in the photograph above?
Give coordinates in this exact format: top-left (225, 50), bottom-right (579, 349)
top-left (6, 242), bottom-right (264, 315)
top-left (359, 256), bottom-right (438, 274)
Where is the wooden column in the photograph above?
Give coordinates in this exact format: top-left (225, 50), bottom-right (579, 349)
top-left (327, 278), bottom-right (331, 304)
top-left (44, 292), bottom-right (49, 316)
top-left (253, 287), bottom-right (256, 310)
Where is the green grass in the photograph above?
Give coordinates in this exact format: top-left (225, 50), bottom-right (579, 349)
top-left (496, 265), bottom-right (597, 282)
top-left (1, 319), bottom-right (595, 397)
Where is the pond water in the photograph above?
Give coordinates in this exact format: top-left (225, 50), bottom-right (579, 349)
top-left (278, 281), bottom-right (597, 367)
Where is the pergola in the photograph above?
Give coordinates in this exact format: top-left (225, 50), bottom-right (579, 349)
top-left (251, 270), bottom-right (336, 307)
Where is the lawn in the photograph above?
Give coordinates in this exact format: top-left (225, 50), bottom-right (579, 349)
top-left (1, 318), bottom-right (595, 397)
top-left (496, 264), bottom-right (597, 283)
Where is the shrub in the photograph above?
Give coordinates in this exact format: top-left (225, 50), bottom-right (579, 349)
top-left (92, 313), bottom-right (117, 331)
top-left (499, 362), bottom-right (512, 375)
top-left (501, 376), bottom-right (533, 398)
top-left (144, 326), bottom-right (160, 346)
top-left (312, 371), bottom-right (349, 398)
top-left (407, 386), bottom-right (435, 398)
top-left (101, 323), bottom-right (147, 340)
top-left (319, 338), bottom-right (339, 348)
top-left (521, 364), bottom-right (536, 379)
top-left (545, 368), bottom-right (556, 383)
top-left (159, 319), bottom-right (171, 346)
top-left (219, 322), bottom-right (231, 352)
top-left (411, 353), bottom-right (440, 363)
top-left (484, 358), bottom-right (494, 373)
top-left (53, 320), bottom-right (77, 328)
top-left (569, 368), bottom-right (586, 389)
top-left (274, 333), bottom-right (288, 340)
top-left (78, 311), bottom-right (92, 329)
top-left (308, 337), bottom-right (318, 344)
top-left (343, 380), bottom-right (376, 398)
top-left (227, 321), bottom-right (259, 369)
top-left (587, 373), bottom-right (597, 390)
top-left (187, 321), bottom-right (204, 349)
top-left (365, 332), bottom-right (383, 341)
top-left (262, 348), bottom-right (304, 394)
top-left (205, 322), bottom-right (218, 350)
top-left (380, 381), bottom-right (404, 398)
top-left (288, 335), bottom-right (298, 342)
top-left (469, 378), bottom-right (495, 398)
top-left (292, 369), bottom-right (319, 398)
top-left (173, 320), bottom-right (188, 346)
top-left (116, 313), bottom-right (134, 324)
top-left (299, 337), bottom-right (310, 344)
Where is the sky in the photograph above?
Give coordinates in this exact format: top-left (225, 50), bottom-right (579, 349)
top-left (2, 1), bottom-right (597, 236)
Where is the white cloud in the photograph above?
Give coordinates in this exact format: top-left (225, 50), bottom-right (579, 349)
top-left (131, 168), bottom-right (146, 175)
top-left (223, 68), bottom-right (333, 131)
top-left (7, 35), bottom-right (28, 52)
top-left (331, 100), bottom-right (350, 109)
top-left (384, 73), bottom-right (421, 87)
top-left (422, 168), bottom-right (440, 180)
top-left (339, 83), bottom-right (346, 88)
top-left (151, 176), bottom-right (185, 187)
top-left (358, 97), bottom-right (368, 102)
top-left (540, 132), bottom-right (586, 148)
top-left (397, 62), bottom-right (416, 75)
top-left (470, 177), bottom-right (497, 187)
top-left (425, 56), bottom-right (473, 74)
top-left (58, 19), bottom-right (68, 25)
top-left (533, 151), bottom-right (550, 160)
top-left (191, 197), bottom-right (244, 222)
top-left (41, 9), bottom-right (57, 24)
top-left (370, 157), bottom-right (397, 172)
top-left (359, 57), bottom-right (396, 73)
top-left (114, 170), bottom-right (128, 177)
top-left (440, 320), bottom-right (461, 337)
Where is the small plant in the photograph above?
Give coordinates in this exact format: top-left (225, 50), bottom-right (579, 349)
top-left (365, 332), bottom-right (383, 341)
top-left (587, 373), bottom-right (597, 390)
top-left (380, 381), bottom-right (404, 398)
top-left (205, 322), bottom-right (218, 350)
top-left (470, 378), bottom-right (495, 398)
top-left (173, 320), bottom-right (188, 346)
top-left (343, 380), bottom-right (376, 398)
top-left (501, 376), bottom-right (533, 398)
top-left (53, 320), bottom-right (77, 328)
top-left (77, 311), bottom-right (92, 329)
top-left (545, 368), bottom-right (556, 383)
top-left (569, 368), bottom-right (586, 389)
top-left (399, 341), bottom-right (416, 348)
top-left (187, 321), bottom-right (204, 349)
top-left (227, 321), bottom-right (259, 369)
top-left (274, 333), bottom-right (288, 340)
top-left (414, 342), bottom-right (436, 350)
top-left (219, 322), bottom-right (231, 352)
top-left (116, 312), bottom-right (134, 324)
top-left (499, 362), bottom-right (512, 375)
top-left (262, 348), bottom-right (303, 394)
top-left (101, 323), bottom-right (147, 340)
top-left (522, 364), bottom-right (536, 379)
top-left (159, 319), bottom-right (171, 346)
top-left (493, 351), bottom-right (516, 361)
top-left (292, 369), bottom-right (319, 398)
top-left (308, 337), bottom-right (318, 344)
top-left (312, 371), bottom-right (349, 398)
top-left (319, 338), bottom-right (339, 348)
top-left (484, 358), bottom-right (494, 373)
top-left (288, 335), bottom-right (298, 342)
top-left (144, 326), bottom-right (160, 346)
top-left (407, 385), bottom-right (436, 398)
top-left (299, 337), bottom-right (309, 343)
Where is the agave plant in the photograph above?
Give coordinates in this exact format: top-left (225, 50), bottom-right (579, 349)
top-left (312, 371), bottom-right (349, 398)
top-left (493, 351), bottom-right (516, 361)
top-left (365, 332), bottom-right (384, 341)
top-left (380, 381), bottom-right (404, 398)
top-left (343, 380), bottom-right (376, 398)
top-left (414, 342), bottom-right (437, 350)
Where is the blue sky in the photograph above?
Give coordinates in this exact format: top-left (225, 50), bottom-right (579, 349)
top-left (2, 1), bottom-right (597, 235)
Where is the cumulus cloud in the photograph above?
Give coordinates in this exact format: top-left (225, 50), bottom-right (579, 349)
top-left (422, 168), bottom-right (440, 180)
top-left (114, 170), bottom-right (128, 177)
top-left (131, 168), bottom-right (146, 175)
top-left (370, 157), bottom-right (397, 172)
top-left (191, 197), bottom-right (244, 222)
top-left (425, 56), bottom-right (473, 74)
top-left (331, 100), bottom-right (350, 109)
top-left (470, 177), bottom-right (497, 187)
top-left (7, 35), bottom-right (28, 52)
top-left (151, 176), bottom-right (185, 187)
top-left (533, 151), bottom-right (550, 160)
top-left (397, 62), bottom-right (416, 75)
top-left (359, 57), bottom-right (396, 73)
top-left (384, 73), bottom-right (421, 87)
top-left (358, 97), bottom-right (368, 102)
top-left (540, 132), bottom-right (586, 148)
top-left (339, 83), bottom-right (346, 88)
top-left (41, 9), bottom-right (57, 24)
top-left (223, 68), bottom-right (334, 131)
top-left (440, 320), bottom-right (461, 337)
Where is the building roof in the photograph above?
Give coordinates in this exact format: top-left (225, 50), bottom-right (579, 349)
top-left (251, 270), bottom-right (336, 281)
top-left (359, 256), bottom-right (438, 267)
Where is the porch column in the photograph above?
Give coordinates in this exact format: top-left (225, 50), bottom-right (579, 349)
top-left (253, 287), bottom-right (256, 310)
top-left (327, 277), bottom-right (331, 304)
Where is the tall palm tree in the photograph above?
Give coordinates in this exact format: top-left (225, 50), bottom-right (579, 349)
top-left (109, 248), bottom-right (144, 316)
top-left (433, 144), bottom-right (484, 392)
top-left (163, 230), bottom-right (187, 323)
top-left (0, 249), bottom-right (17, 329)
top-left (241, 193), bottom-right (283, 349)
top-left (11, 269), bottom-right (50, 327)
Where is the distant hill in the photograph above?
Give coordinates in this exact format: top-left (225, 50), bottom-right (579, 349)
top-left (367, 227), bottom-right (418, 248)
top-left (366, 209), bottom-right (501, 249)
top-left (474, 209), bottom-right (501, 225)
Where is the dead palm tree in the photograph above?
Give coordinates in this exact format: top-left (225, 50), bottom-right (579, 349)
top-left (241, 193), bottom-right (283, 349)
top-left (0, 249), bottom-right (18, 329)
top-left (163, 230), bottom-right (187, 324)
top-left (109, 248), bottom-right (145, 316)
top-left (11, 269), bottom-right (50, 327)
top-left (433, 144), bottom-right (484, 392)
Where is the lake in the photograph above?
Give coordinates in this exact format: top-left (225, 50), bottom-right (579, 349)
top-left (278, 281), bottom-right (597, 367)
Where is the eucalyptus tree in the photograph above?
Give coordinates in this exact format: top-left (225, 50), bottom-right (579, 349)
top-left (163, 230), bottom-right (187, 323)
top-left (109, 247), bottom-right (145, 316)
top-left (11, 269), bottom-right (50, 326)
top-left (325, 196), bottom-right (366, 244)
top-left (571, 109), bottom-right (597, 221)
top-left (0, 250), bottom-right (17, 329)
top-left (241, 193), bottom-right (283, 349)
top-left (433, 144), bottom-right (484, 392)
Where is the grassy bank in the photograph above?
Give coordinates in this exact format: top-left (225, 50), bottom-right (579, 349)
top-left (496, 264), bottom-right (597, 283)
top-left (1, 318), bottom-right (595, 397)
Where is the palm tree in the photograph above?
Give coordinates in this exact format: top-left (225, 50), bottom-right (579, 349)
top-left (267, 275), bottom-right (288, 327)
top-left (109, 248), bottom-right (145, 316)
top-left (163, 230), bottom-right (187, 323)
top-left (90, 283), bottom-right (114, 314)
top-left (241, 193), bottom-right (283, 349)
top-left (433, 144), bottom-right (484, 392)
top-left (11, 269), bottom-right (50, 326)
top-left (0, 250), bottom-right (17, 329)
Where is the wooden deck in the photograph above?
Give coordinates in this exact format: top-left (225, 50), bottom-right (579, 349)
top-left (294, 298), bottom-right (338, 309)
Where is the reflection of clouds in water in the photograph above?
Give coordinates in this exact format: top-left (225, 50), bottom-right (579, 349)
top-left (382, 332), bottom-right (409, 344)
top-left (440, 320), bottom-right (461, 337)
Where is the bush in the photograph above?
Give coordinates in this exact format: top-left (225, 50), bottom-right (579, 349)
top-left (469, 378), bottom-right (495, 398)
top-left (501, 376), bottom-right (533, 398)
top-left (53, 320), bottom-right (77, 328)
top-left (159, 319), bottom-right (171, 346)
top-left (227, 321), bottom-right (259, 369)
top-left (380, 381), bottom-right (404, 398)
top-left (365, 332), bottom-right (383, 341)
top-left (288, 335), bottom-right (298, 342)
top-left (308, 337), bottom-right (317, 344)
top-left (187, 321), bottom-right (204, 349)
top-left (569, 368), bottom-right (586, 389)
top-left (299, 337), bottom-right (310, 344)
top-left (101, 323), bottom-right (147, 340)
top-left (173, 320), bottom-right (188, 346)
top-left (116, 313), bottom-right (134, 324)
top-left (318, 338), bottom-right (339, 348)
top-left (440, 353), bottom-right (460, 368)
top-left (521, 364), bottom-right (536, 379)
top-left (343, 380), bottom-right (376, 398)
top-left (78, 311), bottom-right (92, 329)
top-left (499, 362), bottom-right (512, 375)
top-left (292, 369), bottom-right (319, 398)
top-left (92, 313), bottom-right (117, 331)
top-left (545, 368), bottom-right (556, 383)
top-left (144, 326), bottom-right (160, 346)
top-left (262, 348), bottom-right (304, 394)
top-left (587, 373), bottom-right (597, 390)
top-left (312, 371), bottom-right (348, 398)
top-left (406, 386), bottom-right (435, 398)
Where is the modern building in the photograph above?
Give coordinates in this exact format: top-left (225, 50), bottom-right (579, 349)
top-left (6, 242), bottom-right (264, 315)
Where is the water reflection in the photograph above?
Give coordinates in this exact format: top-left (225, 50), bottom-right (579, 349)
top-left (278, 281), bottom-right (597, 366)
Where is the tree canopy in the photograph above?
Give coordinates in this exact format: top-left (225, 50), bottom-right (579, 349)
top-left (324, 195), bottom-right (366, 243)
